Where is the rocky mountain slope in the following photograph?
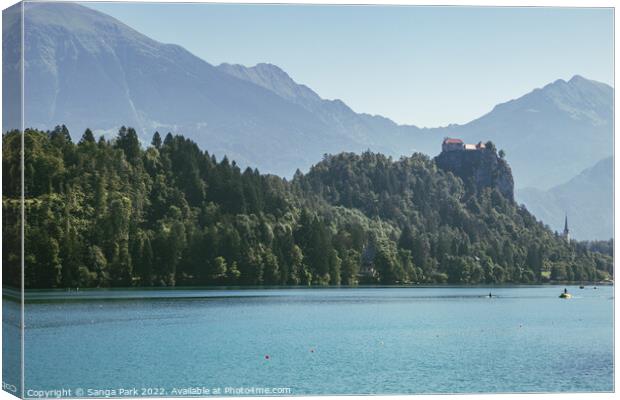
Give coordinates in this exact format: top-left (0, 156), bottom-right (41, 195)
top-left (9, 3), bottom-right (368, 175)
top-left (435, 147), bottom-right (514, 201)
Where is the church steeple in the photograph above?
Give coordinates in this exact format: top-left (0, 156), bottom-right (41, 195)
top-left (563, 214), bottom-right (570, 242)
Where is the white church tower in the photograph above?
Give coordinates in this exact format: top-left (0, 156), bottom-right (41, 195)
top-left (563, 214), bottom-right (570, 242)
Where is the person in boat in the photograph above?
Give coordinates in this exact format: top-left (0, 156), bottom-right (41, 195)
top-left (564, 288), bottom-right (568, 294)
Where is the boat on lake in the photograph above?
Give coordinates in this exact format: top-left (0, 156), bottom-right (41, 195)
top-left (559, 288), bottom-right (571, 299)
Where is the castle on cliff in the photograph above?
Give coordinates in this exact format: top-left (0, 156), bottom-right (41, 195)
top-left (442, 137), bottom-right (486, 152)
top-left (435, 137), bottom-right (514, 202)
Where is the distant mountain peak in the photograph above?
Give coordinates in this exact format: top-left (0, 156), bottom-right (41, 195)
top-left (569, 74), bottom-right (587, 83)
top-left (253, 62), bottom-right (288, 75)
top-left (25, 2), bottom-right (138, 37)
top-left (542, 74), bottom-right (608, 91)
top-left (217, 62), bottom-right (321, 104)
top-left (484, 75), bottom-right (612, 125)
top-left (219, 62), bottom-right (288, 78)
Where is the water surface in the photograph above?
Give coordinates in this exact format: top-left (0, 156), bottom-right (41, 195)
top-left (11, 286), bottom-right (614, 396)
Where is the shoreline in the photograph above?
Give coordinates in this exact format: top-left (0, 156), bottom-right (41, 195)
top-left (3, 283), bottom-right (613, 303)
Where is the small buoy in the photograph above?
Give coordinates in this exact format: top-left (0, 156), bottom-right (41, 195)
top-left (310, 349), bottom-right (315, 353)
top-left (265, 355), bottom-right (270, 360)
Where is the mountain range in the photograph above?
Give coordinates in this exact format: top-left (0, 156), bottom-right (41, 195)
top-left (517, 157), bottom-right (613, 240)
top-left (2, 2), bottom-right (614, 240)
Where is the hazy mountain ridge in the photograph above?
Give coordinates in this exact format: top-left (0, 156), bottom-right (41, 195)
top-left (4, 2), bottom-right (613, 240)
top-left (517, 156), bottom-right (613, 240)
top-left (426, 76), bottom-right (613, 189)
top-left (217, 63), bottom-right (323, 107)
top-left (12, 3), bottom-right (613, 186)
top-left (216, 63), bottom-right (613, 190)
top-left (16, 2), bottom-right (371, 175)
top-left (216, 62), bottom-right (418, 152)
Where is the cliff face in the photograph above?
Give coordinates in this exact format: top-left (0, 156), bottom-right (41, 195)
top-left (434, 149), bottom-right (514, 201)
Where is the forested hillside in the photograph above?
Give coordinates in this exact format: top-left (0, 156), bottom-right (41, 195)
top-left (2, 127), bottom-right (613, 289)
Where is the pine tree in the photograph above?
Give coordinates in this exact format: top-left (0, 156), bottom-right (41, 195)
top-left (152, 131), bottom-right (162, 148)
top-left (79, 128), bottom-right (96, 144)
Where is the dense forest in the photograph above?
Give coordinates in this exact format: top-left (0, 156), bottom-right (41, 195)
top-left (2, 126), bottom-right (613, 289)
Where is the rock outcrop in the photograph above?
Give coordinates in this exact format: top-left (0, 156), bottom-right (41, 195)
top-left (434, 148), bottom-right (514, 201)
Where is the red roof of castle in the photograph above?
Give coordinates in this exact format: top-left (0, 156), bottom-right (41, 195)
top-left (443, 138), bottom-right (463, 144)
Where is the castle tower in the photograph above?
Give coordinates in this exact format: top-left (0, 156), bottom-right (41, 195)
top-left (563, 214), bottom-right (570, 242)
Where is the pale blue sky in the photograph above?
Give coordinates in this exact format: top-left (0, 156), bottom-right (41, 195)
top-left (85, 3), bottom-right (613, 127)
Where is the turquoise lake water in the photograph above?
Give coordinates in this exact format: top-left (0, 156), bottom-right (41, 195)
top-left (4, 285), bottom-right (614, 396)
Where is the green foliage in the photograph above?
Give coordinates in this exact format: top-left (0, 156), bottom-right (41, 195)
top-left (2, 128), bottom-right (612, 289)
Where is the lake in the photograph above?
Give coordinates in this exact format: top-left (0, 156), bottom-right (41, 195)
top-left (4, 285), bottom-right (614, 396)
